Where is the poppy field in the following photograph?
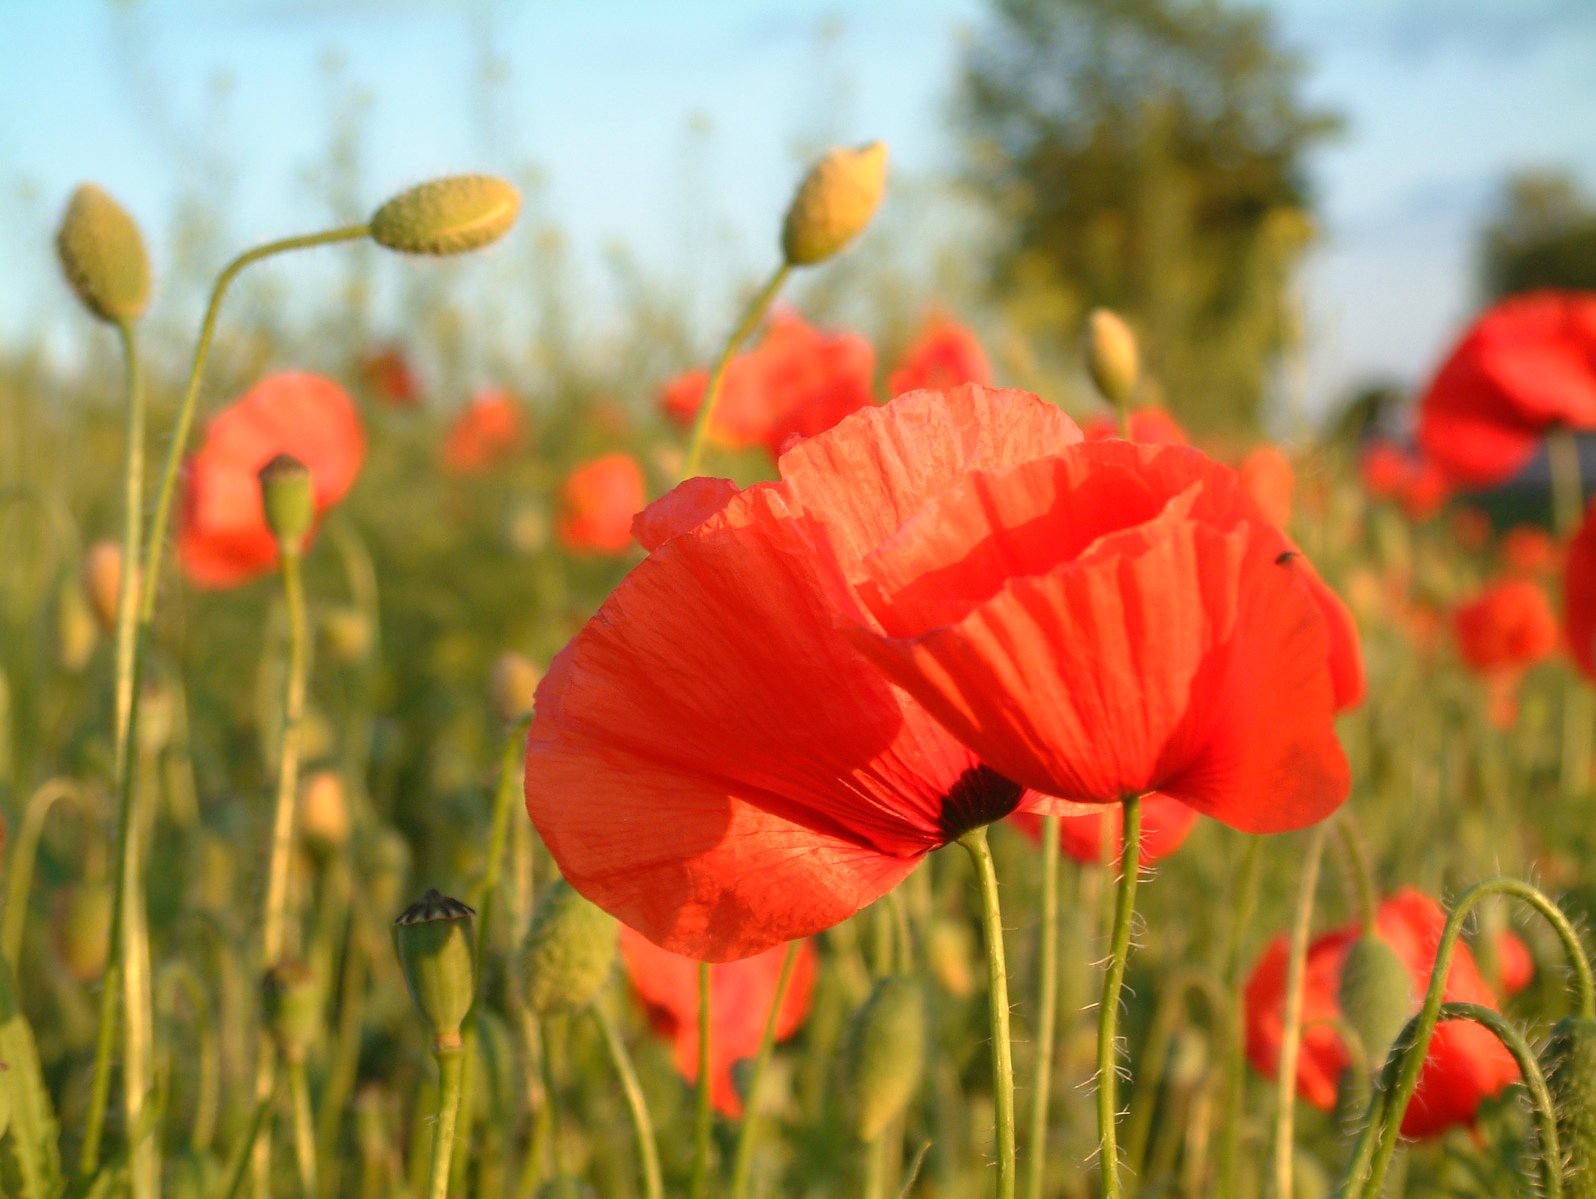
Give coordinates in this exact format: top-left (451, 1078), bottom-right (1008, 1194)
top-left (8, 33), bottom-right (1596, 1199)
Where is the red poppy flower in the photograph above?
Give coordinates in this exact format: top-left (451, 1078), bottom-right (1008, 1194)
top-left (1452, 507), bottom-right (1493, 551)
top-left (555, 453), bottom-right (646, 556)
top-left (660, 311), bottom-right (876, 458)
top-left (1081, 407), bottom-right (1188, 445)
top-left (1565, 500), bottom-right (1596, 681)
top-left (1417, 290), bottom-right (1596, 487)
top-left (1451, 578), bottom-right (1557, 727)
top-left (441, 389), bottom-right (524, 474)
top-left (1500, 525), bottom-right (1560, 577)
top-left (1237, 445), bottom-right (1295, 529)
top-left (887, 315), bottom-right (990, 398)
top-left (1359, 440), bottom-right (1451, 522)
top-left (1244, 889), bottom-right (1519, 1139)
top-left (525, 386), bottom-right (1087, 961)
top-left (618, 926), bottom-right (816, 1117)
top-left (360, 344), bottom-right (420, 407)
top-left (1495, 928), bottom-right (1535, 1000)
top-left (1010, 792), bottom-right (1199, 868)
top-left (843, 436), bottom-right (1358, 832)
top-left (178, 372), bottom-right (365, 588)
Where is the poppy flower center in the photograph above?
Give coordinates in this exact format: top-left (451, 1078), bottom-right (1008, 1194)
top-left (935, 764), bottom-right (1026, 841)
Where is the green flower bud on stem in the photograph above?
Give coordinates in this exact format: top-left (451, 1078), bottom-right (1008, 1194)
top-left (370, 175), bottom-right (521, 256)
top-left (1542, 1016), bottom-right (1596, 1197)
top-left (841, 975), bottom-right (927, 1142)
top-left (490, 651), bottom-right (540, 724)
top-left (258, 452), bottom-right (314, 554)
top-left (394, 889), bottom-right (477, 1049)
top-left (1084, 308), bottom-right (1140, 410)
top-left (262, 959), bottom-right (321, 1064)
top-left (1337, 934), bottom-right (1414, 1072)
top-left (780, 141), bottom-right (888, 267)
top-left (520, 880), bottom-right (617, 1016)
top-left (56, 183), bottom-right (152, 324)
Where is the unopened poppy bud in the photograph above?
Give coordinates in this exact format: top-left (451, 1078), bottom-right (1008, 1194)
top-left (1336, 934), bottom-right (1413, 1069)
top-left (298, 769), bottom-right (351, 857)
top-left (393, 888), bottom-right (477, 1048)
top-left (56, 579), bottom-right (97, 672)
top-left (321, 605), bottom-right (374, 664)
top-left (259, 453), bottom-right (314, 552)
top-left (926, 916), bottom-right (975, 999)
top-left (262, 958), bottom-right (321, 1063)
top-left (56, 183), bottom-right (152, 324)
top-left (1541, 1016), bottom-right (1596, 1194)
top-left (780, 141), bottom-right (888, 267)
top-left (841, 975), bottom-right (926, 1141)
top-left (520, 880), bottom-right (617, 1015)
top-left (370, 175), bottom-right (521, 256)
top-left (53, 880), bottom-right (113, 982)
top-left (1084, 308), bottom-right (1139, 409)
top-left (490, 651), bottom-right (540, 724)
top-left (82, 540), bottom-right (123, 634)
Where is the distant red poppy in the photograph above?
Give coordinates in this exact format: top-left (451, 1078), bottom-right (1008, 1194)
top-left (1081, 407), bottom-right (1188, 445)
top-left (1010, 792), bottom-right (1199, 868)
top-left (845, 437), bottom-right (1357, 832)
top-left (1566, 499), bottom-right (1596, 681)
top-left (1244, 889), bottom-right (1520, 1139)
top-left (1500, 524), bottom-right (1560, 577)
top-left (660, 311), bottom-right (875, 458)
top-left (526, 386), bottom-right (1086, 961)
top-left (618, 927), bottom-right (816, 1116)
top-left (1495, 928), bottom-right (1535, 1001)
top-left (887, 315), bottom-right (990, 398)
top-left (1237, 445), bottom-right (1295, 528)
top-left (1417, 290), bottom-right (1596, 487)
top-left (178, 372), bottom-right (364, 588)
top-left (360, 344), bottom-right (420, 407)
top-left (555, 453), bottom-right (646, 556)
top-left (442, 389), bottom-right (524, 474)
top-left (1359, 440), bottom-right (1451, 522)
top-left (1451, 578), bottom-right (1558, 727)
top-left (1452, 507), bottom-right (1493, 551)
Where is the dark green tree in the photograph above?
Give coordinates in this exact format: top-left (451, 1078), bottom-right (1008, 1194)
top-left (1480, 170), bottom-right (1596, 300)
top-left (960, 0), bottom-right (1340, 431)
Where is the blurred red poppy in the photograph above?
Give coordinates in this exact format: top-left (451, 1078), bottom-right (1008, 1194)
top-left (1359, 440), bottom-right (1451, 522)
top-left (1237, 445), bottom-right (1295, 529)
top-left (1010, 792), bottom-right (1199, 868)
top-left (1451, 578), bottom-right (1557, 727)
top-left (1417, 290), bottom-right (1596, 487)
top-left (1500, 524), bottom-right (1561, 577)
top-left (526, 386), bottom-right (1086, 960)
top-left (887, 314), bottom-right (990, 398)
top-left (1244, 889), bottom-right (1519, 1139)
top-left (1081, 407), bottom-right (1188, 445)
top-left (555, 453), bottom-right (646, 556)
top-left (660, 311), bottom-right (875, 458)
top-left (1566, 500), bottom-right (1596, 681)
top-left (618, 926), bottom-right (816, 1116)
top-left (845, 437), bottom-right (1358, 833)
top-left (1495, 928), bottom-right (1535, 1001)
top-left (178, 371), bottom-right (365, 588)
top-left (360, 344), bottom-right (420, 407)
top-left (441, 389), bottom-right (524, 474)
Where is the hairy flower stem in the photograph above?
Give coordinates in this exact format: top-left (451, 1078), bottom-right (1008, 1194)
top-left (689, 961), bottom-right (716, 1199)
top-left (960, 824), bottom-right (1017, 1199)
top-left (729, 939), bottom-right (803, 1199)
top-left (682, 262), bottom-right (792, 477)
top-left (1095, 796), bottom-right (1143, 1199)
top-left (288, 1058), bottom-right (318, 1199)
top-left (1217, 835), bottom-right (1264, 1195)
top-left (593, 1001), bottom-right (666, 1199)
top-left (1272, 825), bottom-right (1329, 1199)
top-left (425, 1039), bottom-right (466, 1199)
top-left (1023, 814), bottom-right (1062, 1199)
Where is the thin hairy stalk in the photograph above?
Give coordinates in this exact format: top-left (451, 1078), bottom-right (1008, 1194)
top-left (689, 961), bottom-right (716, 1199)
top-left (1217, 835), bottom-right (1264, 1195)
top-left (960, 824), bottom-right (1017, 1199)
top-left (1096, 796), bottom-right (1143, 1199)
top-left (288, 1058), bottom-right (318, 1199)
top-left (1024, 814), bottom-right (1062, 1199)
top-left (729, 939), bottom-right (803, 1199)
top-left (425, 1040), bottom-right (466, 1199)
top-left (222, 1079), bottom-right (283, 1199)
top-left (2, 778), bottom-right (88, 966)
top-left (1123, 971), bottom-right (1228, 1175)
top-left (1272, 825), bottom-right (1329, 1199)
top-left (593, 1001), bottom-right (666, 1199)
top-left (1333, 814), bottom-right (1377, 935)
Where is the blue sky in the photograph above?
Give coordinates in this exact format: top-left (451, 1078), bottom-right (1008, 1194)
top-left (4, 0), bottom-right (1595, 409)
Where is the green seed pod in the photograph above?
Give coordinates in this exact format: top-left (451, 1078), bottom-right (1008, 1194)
top-left (780, 141), bottom-right (888, 267)
top-left (840, 975), bottom-right (927, 1142)
top-left (926, 915), bottom-right (976, 1000)
top-left (258, 452), bottom-right (314, 552)
top-left (262, 958), bottom-right (321, 1064)
top-left (393, 889), bottom-right (477, 1048)
top-left (370, 175), bottom-right (521, 256)
top-left (1336, 934), bottom-right (1414, 1071)
top-left (520, 880), bottom-right (617, 1016)
top-left (56, 183), bottom-right (152, 324)
top-left (53, 880), bottom-right (113, 982)
top-left (1542, 1016), bottom-right (1596, 1197)
top-left (1084, 308), bottom-right (1139, 410)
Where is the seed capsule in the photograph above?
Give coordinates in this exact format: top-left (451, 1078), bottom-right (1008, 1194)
top-left (841, 975), bottom-right (926, 1141)
top-left (1336, 933), bottom-right (1414, 1073)
top-left (780, 142), bottom-right (888, 267)
top-left (370, 175), bottom-right (521, 256)
top-left (258, 453), bottom-right (314, 552)
top-left (393, 889), bottom-right (477, 1048)
top-left (520, 880), bottom-right (617, 1016)
top-left (262, 958), bottom-right (321, 1063)
top-left (56, 183), bottom-right (152, 324)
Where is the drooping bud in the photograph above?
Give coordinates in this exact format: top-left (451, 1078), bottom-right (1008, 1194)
top-left (370, 175), bottom-right (521, 256)
top-left (840, 976), bottom-right (927, 1141)
top-left (53, 881), bottom-right (114, 982)
top-left (780, 141), bottom-right (888, 267)
top-left (82, 540), bottom-right (123, 634)
top-left (490, 651), bottom-right (540, 724)
top-left (1542, 1016), bottom-right (1596, 1197)
top-left (393, 889), bottom-right (477, 1048)
top-left (262, 958), bottom-right (322, 1064)
top-left (1084, 308), bottom-right (1139, 410)
top-left (321, 605), bottom-right (374, 665)
top-left (926, 915), bottom-right (976, 999)
top-left (1336, 934), bottom-right (1414, 1071)
top-left (56, 578), bottom-right (98, 672)
top-left (55, 183), bottom-right (152, 324)
top-left (520, 880), bottom-right (617, 1016)
top-left (258, 453), bottom-right (314, 552)
top-left (298, 769), bottom-right (351, 857)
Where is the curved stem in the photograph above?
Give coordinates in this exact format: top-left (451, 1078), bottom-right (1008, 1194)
top-left (682, 262), bottom-right (791, 477)
top-left (960, 824), bottom-right (1017, 1199)
top-left (1272, 825), bottom-right (1329, 1199)
top-left (425, 1041), bottom-right (466, 1199)
top-left (593, 1000), bottom-right (665, 1199)
top-left (729, 939), bottom-right (802, 1199)
top-left (1023, 814), bottom-right (1061, 1199)
top-left (1332, 814), bottom-right (1377, 935)
top-left (689, 960), bottom-right (716, 1199)
top-left (2, 777), bottom-right (90, 966)
top-left (1095, 796), bottom-right (1142, 1199)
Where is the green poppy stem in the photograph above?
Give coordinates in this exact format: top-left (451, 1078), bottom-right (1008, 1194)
top-left (1023, 814), bottom-right (1062, 1199)
top-left (1271, 824), bottom-right (1329, 1199)
top-left (593, 1000), bottom-right (665, 1199)
top-left (729, 939), bottom-right (803, 1199)
top-left (425, 1040), bottom-right (466, 1199)
top-left (959, 823), bottom-right (1017, 1199)
top-left (1095, 796), bottom-right (1143, 1199)
top-left (689, 960), bottom-right (716, 1199)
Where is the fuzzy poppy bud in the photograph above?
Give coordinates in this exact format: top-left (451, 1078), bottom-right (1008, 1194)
top-left (258, 452), bottom-right (314, 552)
top-left (321, 605), bottom-right (374, 664)
top-left (1542, 1016), bottom-right (1596, 1195)
top-left (780, 141), bottom-right (888, 267)
top-left (56, 578), bottom-right (97, 672)
top-left (393, 889), bottom-right (477, 1048)
top-left (841, 975), bottom-right (926, 1141)
top-left (56, 183), bottom-right (151, 324)
top-left (1336, 934), bottom-right (1414, 1070)
top-left (926, 916), bottom-right (975, 1000)
top-left (262, 958), bottom-right (321, 1063)
top-left (1084, 308), bottom-right (1139, 410)
top-left (298, 769), bottom-right (351, 857)
top-left (520, 880), bottom-right (617, 1016)
top-left (82, 540), bottom-right (123, 635)
top-left (53, 880), bottom-right (113, 982)
top-left (370, 175), bottom-right (521, 256)
top-left (490, 651), bottom-right (540, 724)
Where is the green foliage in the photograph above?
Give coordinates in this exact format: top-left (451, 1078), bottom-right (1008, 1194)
top-left (1479, 170), bottom-right (1596, 299)
top-left (0, 952), bottom-right (62, 1199)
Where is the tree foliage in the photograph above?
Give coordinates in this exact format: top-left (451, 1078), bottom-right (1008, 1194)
top-left (1480, 170), bottom-right (1596, 300)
